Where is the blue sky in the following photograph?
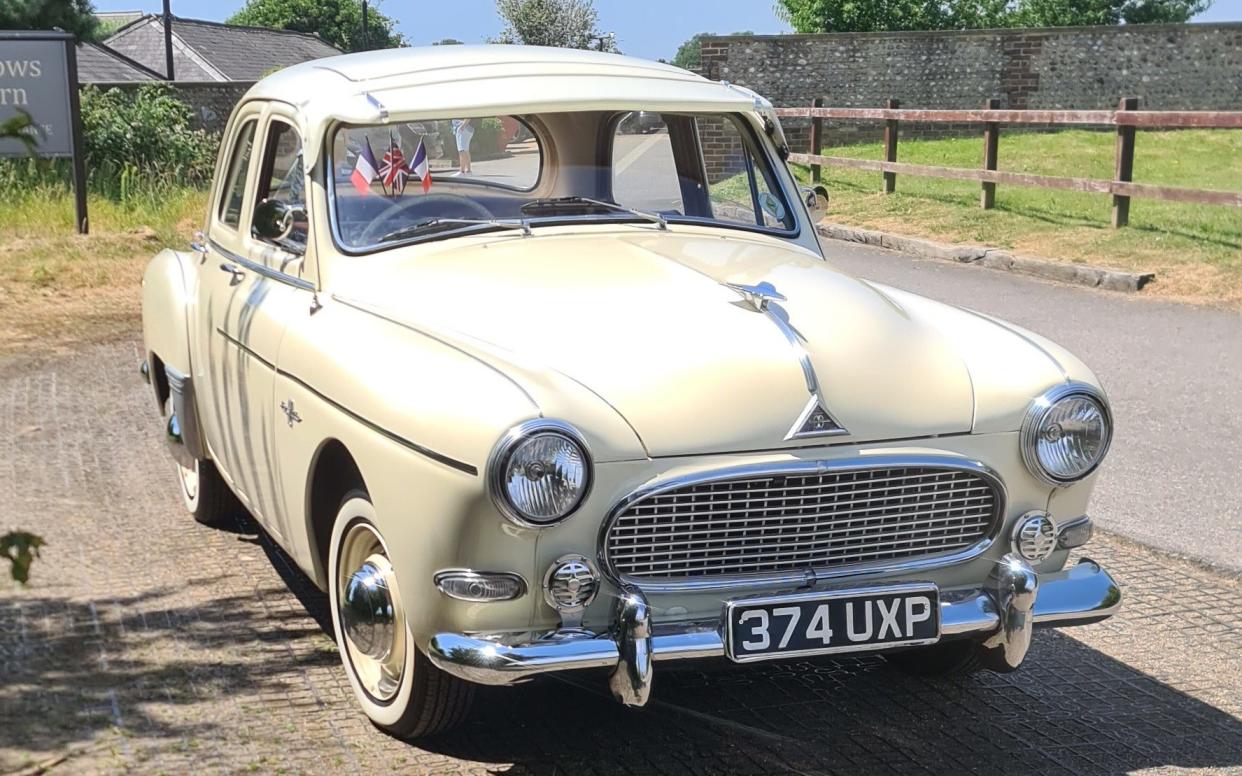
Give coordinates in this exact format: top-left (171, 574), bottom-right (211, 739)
top-left (94, 0), bottom-right (1242, 62)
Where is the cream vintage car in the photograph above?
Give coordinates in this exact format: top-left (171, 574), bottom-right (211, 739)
top-left (140, 45), bottom-right (1121, 737)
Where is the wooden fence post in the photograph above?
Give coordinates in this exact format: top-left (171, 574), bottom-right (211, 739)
top-left (980, 97), bottom-right (1001, 209)
top-left (810, 97), bottom-right (824, 183)
top-left (1112, 96), bottom-right (1139, 228)
top-left (883, 98), bottom-right (899, 193)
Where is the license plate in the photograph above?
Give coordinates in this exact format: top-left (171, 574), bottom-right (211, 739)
top-left (724, 583), bottom-right (940, 662)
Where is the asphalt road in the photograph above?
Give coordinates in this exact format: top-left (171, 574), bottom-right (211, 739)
top-left (825, 241), bottom-right (1242, 574)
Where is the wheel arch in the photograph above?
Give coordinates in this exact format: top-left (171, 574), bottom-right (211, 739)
top-left (142, 248), bottom-right (197, 377)
top-left (306, 437), bottom-right (368, 588)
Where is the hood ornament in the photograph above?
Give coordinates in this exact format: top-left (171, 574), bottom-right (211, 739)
top-left (725, 280), bottom-right (848, 440)
top-left (726, 281), bottom-right (786, 313)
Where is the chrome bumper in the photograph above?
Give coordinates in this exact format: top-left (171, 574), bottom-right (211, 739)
top-left (427, 555), bottom-right (1121, 706)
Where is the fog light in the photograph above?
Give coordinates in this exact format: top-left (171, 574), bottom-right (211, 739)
top-left (434, 570), bottom-right (526, 602)
top-left (543, 554), bottom-right (599, 612)
top-left (1012, 512), bottom-right (1057, 562)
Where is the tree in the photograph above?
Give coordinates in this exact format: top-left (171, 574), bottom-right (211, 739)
top-left (775, 0), bottom-right (1209, 32)
top-left (228, 0), bottom-right (407, 53)
top-left (433, 38), bottom-right (464, 45)
top-left (492, 0), bottom-right (618, 51)
top-left (0, 0), bottom-right (99, 39)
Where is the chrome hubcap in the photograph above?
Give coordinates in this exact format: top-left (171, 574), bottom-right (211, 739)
top-left (342, 560), bottom-right (395, 660)
top-left (336, 522), bottom-right (405, 702)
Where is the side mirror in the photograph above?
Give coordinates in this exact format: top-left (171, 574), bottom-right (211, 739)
top-left (252, 198), bottom-right (306, 244)
top-left (799, 185), bottom-right (829, 223)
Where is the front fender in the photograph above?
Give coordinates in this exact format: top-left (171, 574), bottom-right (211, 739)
top-left (141, 248), bottom-right (198, 374)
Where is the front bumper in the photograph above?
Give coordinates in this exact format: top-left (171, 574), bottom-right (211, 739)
top-left (426, 554), bottom-right (1120, 706)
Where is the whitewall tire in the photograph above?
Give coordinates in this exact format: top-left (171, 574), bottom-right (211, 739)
top-left (328, 491), bottom-right (474, 737)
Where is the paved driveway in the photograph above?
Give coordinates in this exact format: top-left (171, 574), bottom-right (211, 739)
top-left (3, 249), bottom-right (1242, 774)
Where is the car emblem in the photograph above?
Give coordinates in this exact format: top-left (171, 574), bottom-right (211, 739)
top-left (725, 281), bottom-right (848, 440)
top-left (280, 400), bottom-right (303, 427)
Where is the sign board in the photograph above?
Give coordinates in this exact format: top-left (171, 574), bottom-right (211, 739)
top-left (0, 31), bottom-right (87, 232)
top-left (0, 37), bottom-right (73, 156)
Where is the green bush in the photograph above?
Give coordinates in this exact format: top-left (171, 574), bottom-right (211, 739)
top-left (0, 85), bottom-right (219, 204)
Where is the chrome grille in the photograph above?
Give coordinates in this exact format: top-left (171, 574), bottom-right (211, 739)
top-left (605, 464), bottom-right (1001, 580)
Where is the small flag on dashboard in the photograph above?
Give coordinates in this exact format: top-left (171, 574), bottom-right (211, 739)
top-left (350, 137), bottom-right (379, 196)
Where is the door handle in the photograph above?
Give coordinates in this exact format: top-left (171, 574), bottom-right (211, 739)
top-left (218, 262), bottom-right (245, 281)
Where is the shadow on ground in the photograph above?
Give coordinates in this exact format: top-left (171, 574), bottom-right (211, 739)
top-left (4, 512), bottom-right (1241, 775)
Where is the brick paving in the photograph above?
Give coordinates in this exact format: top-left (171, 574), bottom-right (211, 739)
top-left (2, 339), bottom-right (1242, 775)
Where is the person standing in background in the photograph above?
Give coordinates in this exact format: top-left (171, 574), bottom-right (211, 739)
top-left (452, 118), bottom-right (474, 174)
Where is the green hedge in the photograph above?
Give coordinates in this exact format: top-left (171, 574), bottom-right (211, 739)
top-left (0, 84), bottom-right (219, 202)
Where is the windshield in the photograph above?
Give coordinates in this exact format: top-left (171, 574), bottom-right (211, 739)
top-left (329, 111), bottom-right (796, 252)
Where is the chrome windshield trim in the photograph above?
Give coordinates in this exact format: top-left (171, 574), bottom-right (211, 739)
top-left (209, 239), bottom-right (315, 292)
top-left (597, 454), bottom-right (1007, 593)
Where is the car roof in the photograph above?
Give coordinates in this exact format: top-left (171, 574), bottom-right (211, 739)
top-left (246, 45), bottom-right (764, 163)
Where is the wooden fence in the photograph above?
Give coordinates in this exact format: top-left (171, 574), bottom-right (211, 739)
top-left (775, 98), bottom-right (1242, 228)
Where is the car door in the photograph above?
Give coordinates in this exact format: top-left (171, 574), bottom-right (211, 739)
top-left (196, 103), bottom-right (316, 539)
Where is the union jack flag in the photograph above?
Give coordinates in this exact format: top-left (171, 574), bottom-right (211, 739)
top-left (379, 137), bottom-right (408, 195)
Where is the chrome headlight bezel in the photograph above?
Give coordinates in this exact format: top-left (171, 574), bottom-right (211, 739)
top-left (1020, 382), bottom-right (1113, 487)
top-left (488, 419), bottom-right (593, 528)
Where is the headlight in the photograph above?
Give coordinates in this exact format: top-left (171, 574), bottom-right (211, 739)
top-left (490, 420), bottom-right (592, 526)
top-left (1021, 384), bottom-right (1112, 486)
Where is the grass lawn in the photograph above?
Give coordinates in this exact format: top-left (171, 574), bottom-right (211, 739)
top-left (797, 128), bottom-right (1242, 307)
top-left (0, 187), bottom-right (208, 355)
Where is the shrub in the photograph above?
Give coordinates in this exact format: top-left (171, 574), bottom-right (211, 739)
top-left (0, 85), bottom-right (219, 204)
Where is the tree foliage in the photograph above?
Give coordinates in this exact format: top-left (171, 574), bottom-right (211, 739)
top-left (228, 0), bottom-right (406, 52)
top-left (2, 531), bottom-right (45, 585)
top-left (775, 0), bottom-right (1210, 32)
top-left (0, 0), bottom-right (99, 39)
top-left (492, 0), bottom-right (618, 51)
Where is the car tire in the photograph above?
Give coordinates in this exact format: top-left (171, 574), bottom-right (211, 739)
top-left (167, 399), bottom-right (242, 528)
top-left (884, 640), bottom-right (984, 677)
top-left (328, 491), bottom-right (474, 738)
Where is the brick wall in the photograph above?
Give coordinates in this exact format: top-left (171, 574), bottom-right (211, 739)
top-left (699, 23), bottom-right (1242, 152)
top-left (85, 80), bottom-right (254, 134)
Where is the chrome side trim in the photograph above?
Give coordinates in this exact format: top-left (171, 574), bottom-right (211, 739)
top-left (209, 238), bottom-right (315, 292)
top-left (598, 454), bottom-right (1007, 593)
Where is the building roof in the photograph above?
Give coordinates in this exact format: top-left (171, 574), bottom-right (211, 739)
top-left (104, 15), bottom-right (342, 82)
top-left (76, 40), bottom-right (165, 83)
top-left (246, 46), bottom-right (764, 166)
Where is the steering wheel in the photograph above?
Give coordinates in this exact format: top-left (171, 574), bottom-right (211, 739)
top-left (357, 194), bottom-right (495, 245)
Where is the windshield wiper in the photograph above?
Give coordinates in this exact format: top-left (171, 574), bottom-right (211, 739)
top-left (377, 216), bottom-right (531, 244)
top-left (521, 196), bottom-right (667, 230)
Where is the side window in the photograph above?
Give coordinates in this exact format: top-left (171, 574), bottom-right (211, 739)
top-left (218, 120), bottom-right (257, 229)
top-left (698, 116), bottom-right (794, 231)
top-left (611, 112), bottom-right (685, 215)
top-left (253, 120), bottom-right (307, 253)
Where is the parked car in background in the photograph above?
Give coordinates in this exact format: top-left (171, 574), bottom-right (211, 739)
top-left (140, 45), bottom-right (1121, 738)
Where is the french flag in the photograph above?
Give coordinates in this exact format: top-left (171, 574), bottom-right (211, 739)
top-left (350, 138), bottom-right (379, 196)
top-left (410, 139), bottom-right (432, 193)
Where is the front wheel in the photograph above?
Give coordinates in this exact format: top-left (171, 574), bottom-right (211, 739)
top-left (328, 492), bottom-right (474, 738)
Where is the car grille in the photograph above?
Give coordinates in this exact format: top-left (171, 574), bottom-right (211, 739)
top-left (605, 464), bottom-right (1001, 580)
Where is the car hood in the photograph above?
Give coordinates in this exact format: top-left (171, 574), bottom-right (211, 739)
top-left (333, 227), bottom-right (1040, 457)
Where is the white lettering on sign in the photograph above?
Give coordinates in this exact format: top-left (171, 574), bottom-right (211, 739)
top-left (876, 598), bottom-right (903, 639)
top-left (906, 596), bottom-right (933, 630)
top-left (845, 601), bottom-right (873, 641)
top-left (2, 60), bottom-right (42, 78)
top-left (0, 87), bottom-right (29, 106)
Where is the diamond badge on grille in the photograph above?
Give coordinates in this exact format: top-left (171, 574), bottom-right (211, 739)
top-left (788, 395), bottom-right (846, 439)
